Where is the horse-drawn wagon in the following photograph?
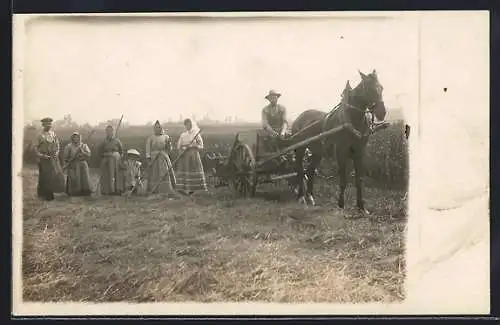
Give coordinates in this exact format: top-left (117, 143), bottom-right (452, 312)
top-left (206, 70), bottom-right (391, 212)
top-left (208, 122), bottom-right (347, 197)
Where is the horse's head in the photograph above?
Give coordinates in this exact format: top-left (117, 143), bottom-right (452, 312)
top-left (354, 70), bottom-right (387, 122)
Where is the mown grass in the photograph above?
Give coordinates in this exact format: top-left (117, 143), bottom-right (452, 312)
top-left (22, 165), bottom-right (407, 303)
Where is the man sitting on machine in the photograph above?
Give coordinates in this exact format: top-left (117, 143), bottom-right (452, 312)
top-left (260, 89), bottom-right (290, 158)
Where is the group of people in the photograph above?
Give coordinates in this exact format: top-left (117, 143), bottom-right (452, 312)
top-left (33, 117), bottom-right (209, 201)
top-left (32, 89), bottom-right (290, 201)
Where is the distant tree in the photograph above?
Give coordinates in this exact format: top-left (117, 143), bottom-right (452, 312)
top-left (97, 121), bottom-right (108, 129)
top-left (25, 121), bottom-right (37, 129)
top-left (82, 123), bottom-right (93, 131)
top-left (51, 114), bottom-right (79, 131)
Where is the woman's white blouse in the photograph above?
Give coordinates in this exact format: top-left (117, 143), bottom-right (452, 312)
top-left (177, 129), bottom-right (204, 150)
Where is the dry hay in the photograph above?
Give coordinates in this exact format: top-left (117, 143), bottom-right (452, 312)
top-left (21, 166), bottom-right (407, 303)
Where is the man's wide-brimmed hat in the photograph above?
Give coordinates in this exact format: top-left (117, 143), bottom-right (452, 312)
top-left (127, 149), bottom-right (141, 157)
top-left (265, 89), bottom-right (281, 100)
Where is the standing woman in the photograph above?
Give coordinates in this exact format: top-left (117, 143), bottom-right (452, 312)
top-left (145, 120), bottom-right (176, 194)
top-left (33, 117), bottom-right (66, 200)
top-left (63, 131), bottom-right (92, 197)
top-left (97, 125), bottom-right (124, 196)
top-left (175, 118), bottom-right (208, 195)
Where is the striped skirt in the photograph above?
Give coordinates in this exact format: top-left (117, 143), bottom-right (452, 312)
top-left (175, 148), bottom-right (207, 193)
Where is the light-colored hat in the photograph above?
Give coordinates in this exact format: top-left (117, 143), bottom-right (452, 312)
top-left (265, 89), bottom-right (281, 100)
top-left (126, 149), bottom-right (141, 157)
top-left (71, 131), bottom-right (80, 137)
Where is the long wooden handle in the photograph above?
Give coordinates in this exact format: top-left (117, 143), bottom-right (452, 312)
top-left (115, 114), bottom-right (124, 137)
top-left (255, 125), bottom-right (345, 168)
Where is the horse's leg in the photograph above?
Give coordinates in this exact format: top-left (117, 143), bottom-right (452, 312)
top-left (294, 148), bottom-right (307, 204)
top-left (353, 146), bottom-right (369, 214)
top-left (336, 145), bottom-right (348, 209)
top-left (305, 146), bottom-right (322, 206)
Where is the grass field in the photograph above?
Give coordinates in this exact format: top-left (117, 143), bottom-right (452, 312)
top-left (22, 164), bottom-right (407, 303)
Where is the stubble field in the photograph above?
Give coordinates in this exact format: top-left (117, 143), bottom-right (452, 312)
top-left (21, 122), bottom-right (408, 303)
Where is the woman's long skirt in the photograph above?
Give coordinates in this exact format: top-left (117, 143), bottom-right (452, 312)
top-left (175, 148), bottom-right (208, 193)
top-left (37, 157), bottom-right (66, 201)
top-left (99, 152), bottom-right (124, 195)
top-left (147, 152), bottom-right (176, 194)
top-left (66, 160), bottom-right (92, 196)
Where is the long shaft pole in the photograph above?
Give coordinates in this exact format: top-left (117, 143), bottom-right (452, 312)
top-left (255, 125), bottom-right (345, 168)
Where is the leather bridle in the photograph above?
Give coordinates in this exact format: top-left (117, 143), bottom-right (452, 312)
top-left (323, 76), bottom-right (384, 132)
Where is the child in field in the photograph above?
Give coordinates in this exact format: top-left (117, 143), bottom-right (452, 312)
top-left (122, 149), bottom-right (144, 195)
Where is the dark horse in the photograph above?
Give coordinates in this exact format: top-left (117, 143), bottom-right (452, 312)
top-left (290, 70), bottom-right (387, 214)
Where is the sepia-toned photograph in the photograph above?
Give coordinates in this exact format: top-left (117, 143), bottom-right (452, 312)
top-left (12, 11), bottom-right (489, 316)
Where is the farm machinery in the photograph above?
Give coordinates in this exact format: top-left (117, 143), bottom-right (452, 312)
top-left (204, 124), bottom-right (347, 197)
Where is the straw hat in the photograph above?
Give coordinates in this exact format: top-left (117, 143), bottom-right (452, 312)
top-left (126, 149), bottom-right (141, 157)
top-left (265, 89), bottom-right (281, 100)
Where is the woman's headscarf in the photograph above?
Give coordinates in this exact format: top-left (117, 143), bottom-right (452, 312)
top-left (191, 120), bottom-right (200, 133)
top-left (153, 120), bottom-right (164, 135)
top-left (184, 118), bottom-right (200, 134)
top-left (105, 125), bottom-right (114, 138)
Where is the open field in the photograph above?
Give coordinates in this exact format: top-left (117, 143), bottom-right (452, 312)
top-left (21, 165), bottom-right (407, 303)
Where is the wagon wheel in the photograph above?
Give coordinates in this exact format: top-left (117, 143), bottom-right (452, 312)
top-left (228, 143), bottom-right (257, 197)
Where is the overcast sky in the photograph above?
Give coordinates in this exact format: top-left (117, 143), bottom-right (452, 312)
top-left (22, 15), bottom-right (418, 125)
